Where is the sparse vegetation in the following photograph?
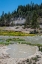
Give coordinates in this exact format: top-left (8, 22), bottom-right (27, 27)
top-left (0, 42), bottom-right (14, 45)
top-left (32, 57), bottom-right (38, 62)
top-left (0, 30), bottom-right (36, 36)
top-left (0, 37), bottom-right (42, 47)
top-left (38, 46), bottom-right (42, 52)
top-left (6, 38), bottom-right (25, 42)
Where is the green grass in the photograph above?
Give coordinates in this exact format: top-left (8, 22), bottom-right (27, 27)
top-left (6, 38), bottom-right (25, 42)
top-left (0, 30), bottom-right (36, 36)
top-left (18, 42), bottom-right (42, 46)
top-left (0, 42), bottom-right (14, 45)
top-left (18, 42), bottom-right (31, 45)
top-left (0, 39), bottom-right (42, 47)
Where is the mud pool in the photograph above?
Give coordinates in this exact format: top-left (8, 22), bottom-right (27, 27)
top-left (7, 44), bottom-right (37, 58)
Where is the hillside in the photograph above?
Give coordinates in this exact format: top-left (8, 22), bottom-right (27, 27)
top-left (0, 2), bottom-right (42, 29)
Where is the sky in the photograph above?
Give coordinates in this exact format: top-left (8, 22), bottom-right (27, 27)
top-left (0, 0), bottom-right (42, 15)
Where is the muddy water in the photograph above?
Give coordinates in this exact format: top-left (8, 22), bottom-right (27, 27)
top-left (7, 44), bottom-right (37, 58)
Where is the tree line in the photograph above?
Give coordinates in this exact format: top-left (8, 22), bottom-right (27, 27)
top-left (0, 2), bottom-right (42, 27)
